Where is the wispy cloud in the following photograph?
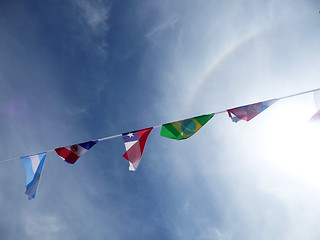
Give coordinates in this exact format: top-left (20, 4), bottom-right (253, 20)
top-left (74, 0), bottom-right (111, 57)
top-left (196, 227), bottom-right (229, 240)
top-left (75, 0), bottom-right (110, 32)
top-left (145, 17), bottom-right (180, 39)
top-left (22, 213), bottom-right (65, 239)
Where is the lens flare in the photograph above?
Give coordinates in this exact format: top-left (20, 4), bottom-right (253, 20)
top-left (262, 101), bottom-right (320, 189)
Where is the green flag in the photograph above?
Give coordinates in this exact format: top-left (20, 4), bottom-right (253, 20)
top-left (160, 113), bottom-right (214, 140)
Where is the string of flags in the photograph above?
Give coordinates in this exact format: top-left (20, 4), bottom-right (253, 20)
top-left (2, 88), bottom-right (320, 199)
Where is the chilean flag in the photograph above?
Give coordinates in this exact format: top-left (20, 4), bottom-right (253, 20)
top-left (55, 141), bottom-right (97, 164)
top-left (122, 127), bottom-right (153, 171)
top-left (227, 100), bottom-right (277, 122)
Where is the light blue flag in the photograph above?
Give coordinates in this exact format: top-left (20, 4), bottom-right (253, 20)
top-left (21, 153), bottom-right (47, 200)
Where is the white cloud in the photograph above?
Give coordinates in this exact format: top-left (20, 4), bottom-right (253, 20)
top-left (75, 0), bottom-right (110, 32)
top-left (74, 0), bottom-right (111, 56)
top-left (145, 17), bottom-right (180, 39)
top-left (22, 213), bottom-right (66, 239)
top-left (193, 227), bottom-right (230, 240)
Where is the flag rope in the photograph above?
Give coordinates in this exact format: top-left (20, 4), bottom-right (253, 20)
top-left (1, 87), bottom-right (319, 164)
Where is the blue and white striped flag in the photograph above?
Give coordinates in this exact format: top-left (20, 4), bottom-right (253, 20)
top-left (21, 153), bottom-right (47, 199)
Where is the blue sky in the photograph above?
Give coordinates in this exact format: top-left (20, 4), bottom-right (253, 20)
top-left (0, 0), bottom-right (320, 239)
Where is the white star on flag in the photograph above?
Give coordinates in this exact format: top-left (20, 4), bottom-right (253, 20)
top-left (127, 133), bottom-right (134, 138)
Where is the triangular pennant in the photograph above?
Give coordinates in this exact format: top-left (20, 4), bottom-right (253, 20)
top-left (55, 141), bottom-right (97, 164)
top-left (122, 127), bottom-right (153, 171)
top-left (227, 100), bottom-right (277, 122)
top-left (160, 113), bottom-right (214, 140)
top-left (21, 153), bottom-right (47, 199)
top-left (313, 90), bottom-right (320, 109)
top-left (310, 91), bottom-right (320, 122)
top-left (309, 109), bottom-right (320, 123)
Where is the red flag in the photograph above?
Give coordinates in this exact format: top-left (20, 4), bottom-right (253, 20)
top-left (227, 100), bottom-right (277, 122)
top-left (55, 141), bottom-right (97, 164)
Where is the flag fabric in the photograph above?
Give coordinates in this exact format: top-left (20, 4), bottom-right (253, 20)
top-left (160, 113), bottom-right (214, 140)
top-left (313, 90), bottom-right (320, 109)
top-left (55, 141), bottom-right (97, 164)
top-left (309, 109), bottom-right (320, 122)
top-left (122, 127), bottom-right (153, 171)
top-left (21, 153), bottom-right (47, 199)
top-left (310, 91), bottom-right (320, 122)
top-left (227, 100), bottom-right (277, 123)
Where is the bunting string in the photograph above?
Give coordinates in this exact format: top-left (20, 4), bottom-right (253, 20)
top-left (1, 87), bottom-right (320, 165)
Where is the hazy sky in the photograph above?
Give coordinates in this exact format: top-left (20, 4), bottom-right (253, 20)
top-left (0, 0), bottom-right (320, 239)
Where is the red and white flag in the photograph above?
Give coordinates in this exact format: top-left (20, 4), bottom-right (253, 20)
top-left (55, 141), bottom-right (97, 164)
top-left (227, 100), bottom-right (277, 122)
top-left (122, 128), bottom-right (152, 171)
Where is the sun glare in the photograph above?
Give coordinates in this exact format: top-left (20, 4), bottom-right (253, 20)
top-left (263, 100), bottom-right (320, 189)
